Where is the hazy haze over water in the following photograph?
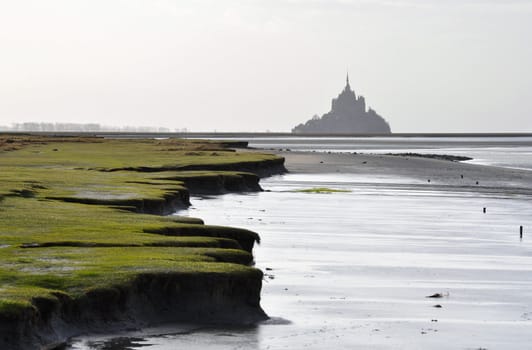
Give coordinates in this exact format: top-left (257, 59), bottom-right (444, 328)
top-left (1, 0), bottom-right (531, 132)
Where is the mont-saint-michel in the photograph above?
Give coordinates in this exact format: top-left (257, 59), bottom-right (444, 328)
top-left (292, 75), bottom-right (391, 134)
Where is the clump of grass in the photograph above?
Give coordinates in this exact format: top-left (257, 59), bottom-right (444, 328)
top-left (294, 187), bottom-right (351, 193)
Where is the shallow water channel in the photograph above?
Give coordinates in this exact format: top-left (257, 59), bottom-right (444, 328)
top-left (69, 171), bottom-right (532, 350)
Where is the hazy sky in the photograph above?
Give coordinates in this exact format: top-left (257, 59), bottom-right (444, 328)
top-left (1, 0), bottom-right (531, 132)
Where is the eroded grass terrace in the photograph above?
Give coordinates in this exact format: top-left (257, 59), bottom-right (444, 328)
top-left (0, 135), bottom-right (281, 316)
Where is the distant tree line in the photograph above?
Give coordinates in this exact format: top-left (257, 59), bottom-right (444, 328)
top-left (0, 123), bottom-right (188, 133)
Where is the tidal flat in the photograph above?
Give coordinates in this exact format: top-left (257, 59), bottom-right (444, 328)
top-left (174, 174), bottom-right (532, 350)
top-left (0, 135), bottom-right (285, 350)
top-left (69, 137), bottom-right (532, 350)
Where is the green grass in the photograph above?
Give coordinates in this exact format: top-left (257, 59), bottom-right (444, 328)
top-left (0, 136), bottom-right (282, 316)
top-left (0, 138), bottom-right (279, 172)
top-left (294, 187), bottom-right (351, 193)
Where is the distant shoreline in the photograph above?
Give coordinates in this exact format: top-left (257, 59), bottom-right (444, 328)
top-left (2, 131), bottom-right (532, 138)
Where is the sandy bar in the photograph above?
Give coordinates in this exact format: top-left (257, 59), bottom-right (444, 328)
top-left (273, 150), bottom-right (532, 195)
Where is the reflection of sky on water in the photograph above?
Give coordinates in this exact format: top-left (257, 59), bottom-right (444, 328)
top-left (71, 171), bottom-right (532, 349)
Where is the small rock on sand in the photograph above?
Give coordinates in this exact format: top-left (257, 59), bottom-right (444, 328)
top-left (426, 293), bottom-right (443, 298)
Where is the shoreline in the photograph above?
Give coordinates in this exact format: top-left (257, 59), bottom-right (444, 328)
top-left (65, 144), bottom-right (532, 349)
top-left (31, 270), bottom-right (268, 350)
top-left (92, 145), bottom-right (532, 350)
top-left (0, 136), bottom-right (286, 350)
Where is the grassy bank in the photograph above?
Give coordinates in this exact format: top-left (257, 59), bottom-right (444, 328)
top-left (0, 135), bottom-right (285, 349)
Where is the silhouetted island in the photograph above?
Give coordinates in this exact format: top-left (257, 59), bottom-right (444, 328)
top-left (292, 74), bottom-right (391, 134)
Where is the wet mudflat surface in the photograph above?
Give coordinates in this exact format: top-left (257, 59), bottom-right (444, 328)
top-left (250, 136), bottom-right (532, 171)
top-left (69, 171), bottom-right (532, 349)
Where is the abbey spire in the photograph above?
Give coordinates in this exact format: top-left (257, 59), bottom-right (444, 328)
top-left (343, 71), bottom-right (355, 96)
top-left (346, 72), bottom-right (350, 88)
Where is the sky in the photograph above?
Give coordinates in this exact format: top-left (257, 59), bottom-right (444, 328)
top-left (0, 0), bottom-right (531, 133)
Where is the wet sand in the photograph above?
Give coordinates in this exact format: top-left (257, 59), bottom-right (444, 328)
top-left (277, 150), bottom-right (532, 194)
top-left (69, 148), bottom-right (532, 350)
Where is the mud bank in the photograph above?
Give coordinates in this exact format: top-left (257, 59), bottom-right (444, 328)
top-left (47, 167), bottom-right (287, 215)
top-left (47, 189), bottom-right (191, 215)
top-left (106, 157), bottom-right (287, 178)
top-left (2, 270), bottom-right (266, 350)
top-left (144, 225), bottom-right (261, 254)
top-left (161, 172), bottom-right (263, 195)
top-left (46, 171), bottom-right (268, 215)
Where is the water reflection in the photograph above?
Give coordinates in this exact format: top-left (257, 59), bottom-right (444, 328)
top-left (84, 337), bottom-right (151, 350)
top-left (69, 325), bottom-right (262, 350)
